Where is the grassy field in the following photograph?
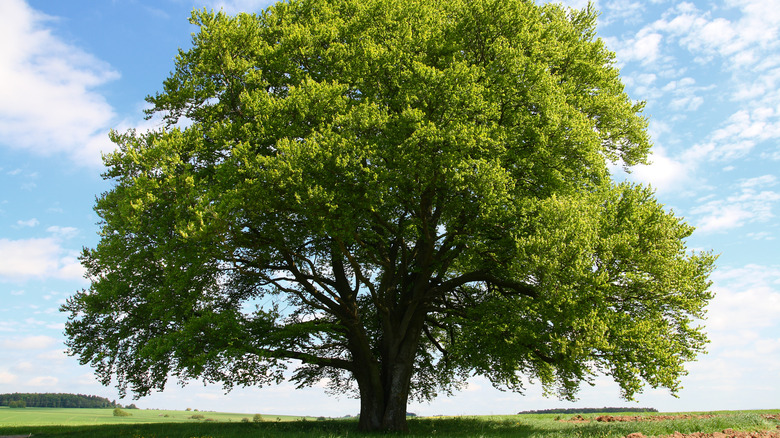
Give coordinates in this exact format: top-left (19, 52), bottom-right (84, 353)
top-left (0, 407), bottom-right (778, 437)
top-left (0, 407), bottom-right (317, 426)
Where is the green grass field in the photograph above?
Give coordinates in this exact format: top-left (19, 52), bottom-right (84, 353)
top-left (0, 407), bottom-right (778, 437)
top-left (0, 407), bottom-right (316, 426)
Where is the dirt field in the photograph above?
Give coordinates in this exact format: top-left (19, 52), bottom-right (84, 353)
top-left (626, 431), bottom-right (780, 438)
top-left (565, 414), bottom-right (718, 423)
top-left (562, 413), bottom-right (780, 438)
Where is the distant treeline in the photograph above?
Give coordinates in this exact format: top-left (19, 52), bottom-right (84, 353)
top-left (517, 407), bottom-right (658, 415)
top-left (0, 393), bottom-right (123, 409)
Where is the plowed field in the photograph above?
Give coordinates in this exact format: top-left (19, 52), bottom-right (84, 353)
top-left (562, 413), bottom-right (780, 438)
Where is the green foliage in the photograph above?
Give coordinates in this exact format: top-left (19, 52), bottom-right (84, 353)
top-left (8, 400), bottom-right (26, 408)
top-left (113, 407), bottom-right (132, 417)
top-left (253, 414), bottom-right (263, 423)
top-left (62, 0), bottom-right (715, 431)
top-left (190, 414), bottom-right (206, 420)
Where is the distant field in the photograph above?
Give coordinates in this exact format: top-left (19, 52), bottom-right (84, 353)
top-left (0, 407), bottom-right (778, 437)
top-left (0, 406), bottom-right (319, 426)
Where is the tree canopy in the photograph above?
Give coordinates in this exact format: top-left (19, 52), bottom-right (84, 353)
top-left (63, 0), bottom-right (715, 431)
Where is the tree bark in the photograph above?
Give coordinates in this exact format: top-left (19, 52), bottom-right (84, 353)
top-left (353, 307), bottom-right (425, 432)
top-left (355, 357), bottom-right (416, 432)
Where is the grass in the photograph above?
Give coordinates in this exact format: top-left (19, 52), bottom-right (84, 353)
top-left (0, 408), bottom-right (778, 437)
top-left (0, 407), bottom-right (318, 426)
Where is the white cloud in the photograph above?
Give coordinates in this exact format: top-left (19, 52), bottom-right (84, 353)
top-left (689, 175), bottom-right (779, 233)
top-left (608, 0), bottom-right (780, 168)
top-left (747, 231), bottom-right (774, 240)
top-left (554, 0), bottom-right (599, 9)
top-left (0, 237), bottom-right (85, 281)
top-left (75, 373), bottom-right (98, 385)
top-left (16, 218), bottom-right (39, 228)
top-left (708, 283), bottom-right (780, 332)
top-left (707, 264), bottom-right (780, 329)
top-left (0, 370), bottom-right (17, 384)
top-left (0, 0), bottom-right (119, 166)
top-left (602, 0), bottom-right (645, 25)
top-left (13, 361), bottom-right (34, 372)
top-left (692, 190), bottom-right (780, 234)
top-left (1, 335), bottom-right (58, 350)
top-left (627, 147), bottom-right (693, 193)
top-left (27, 376), bottom-right (59, 387)
top-left (662, 77), bottom-right (709, 111)
top-left (710, 109), bottom-right (780, 157)
top-left (46, 225), bottom-right (79, 239)
top-left (740, 174), bottom-right (777, 189)
top-left (37, 349), bottom-right (68, 361)
top-left (690, 263), bottom-right (780, 398)
top-left (607, 30), bottom-right (664, 66)
top-left (24, 317), bottom-right (46, 326)
top-left (650, 1), bottom-right (780, 68)
top-left (198, 0), bottom-right (274, 14)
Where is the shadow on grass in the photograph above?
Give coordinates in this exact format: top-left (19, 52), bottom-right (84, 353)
top-left (4, 411), bottom-right (777, 438)
top-left (5, 414), bottom-right (775, 438)
top-left (0, 417), bottom-right (553, 438)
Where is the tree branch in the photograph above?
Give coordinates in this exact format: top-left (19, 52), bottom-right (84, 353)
top-left (430, 271), bottom-right (538, 299)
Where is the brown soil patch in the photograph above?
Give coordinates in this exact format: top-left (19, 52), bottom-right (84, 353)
top-left (579, 413), bottom-right (780, 438)
top-left (624, 431), bottom-right (780, 438)
top-left (564, 414), bottom-right (716, 423)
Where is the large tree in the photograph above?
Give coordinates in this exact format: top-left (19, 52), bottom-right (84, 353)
top-left (63, 0), bottom-right (715, 432)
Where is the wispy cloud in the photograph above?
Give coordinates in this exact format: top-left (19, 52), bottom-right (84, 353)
top-left (16, 218), bottom-right (40, 228)
top-left (708, 263), bottom-right (780, 331)
top-left (197, 0), bottom-right (274, 14)
top-left (691, 176), bottom-right (780, 233)
top-left (1, 335), bottom-right (59, 351)
top-left (662, 77), bottom-right (711, 112)
top-left (606, 30), bottom-right (664, 66)
top-left (0, 237), bottom-right (85, 281)
top-left (46, 226), bottom-right (79, 240)
top-left (0, 370), bottom-right (17, 384)
top-left (649, 1), bottom-right (780, 67)
top-left (0, 0), bottom-right (119, 166)
top-left (27, 376), bottom-right (59, 387)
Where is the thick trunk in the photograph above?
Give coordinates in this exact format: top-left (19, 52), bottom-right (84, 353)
top-left (354, 310), bottom-right (424, 432)
top-left (357, 379), bottom-right (384, 431)
top-left (356, 359), bottom-right (415, 432)
top-left (381, 361), bottom-right (414, 431)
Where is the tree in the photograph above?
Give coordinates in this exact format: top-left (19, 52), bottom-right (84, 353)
top-left (113, 407), bottom-right (132, 417)
top-left (62, 0), bottom-right (715, 432)
top-left (8, 400), bottom-right (26, 408)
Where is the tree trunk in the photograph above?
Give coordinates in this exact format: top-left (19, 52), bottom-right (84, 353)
top-left (356, 358), bottom-right (415, 432)
top-left (354, 309), bottom-right (425, 432)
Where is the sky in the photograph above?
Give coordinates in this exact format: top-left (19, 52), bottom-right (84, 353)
top-left (0, 0), bottom-right (778, 417)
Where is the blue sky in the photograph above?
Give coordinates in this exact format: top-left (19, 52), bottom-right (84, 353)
top-left (1, 0), bottom-right (778, 417)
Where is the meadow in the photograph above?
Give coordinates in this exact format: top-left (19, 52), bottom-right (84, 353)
top-left (0, 407), bottom-right (778, 437)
